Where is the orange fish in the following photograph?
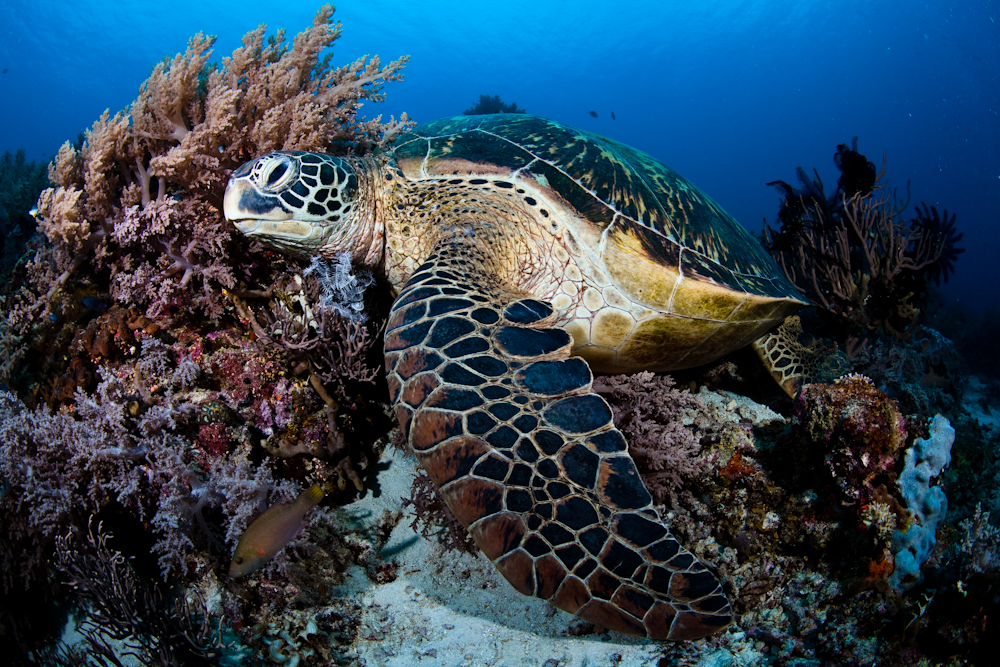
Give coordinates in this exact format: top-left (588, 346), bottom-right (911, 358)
top-left (229, 485), bottom-right (324, 577)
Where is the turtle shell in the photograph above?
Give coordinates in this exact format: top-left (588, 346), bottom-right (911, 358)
top-left (392, 114), bottom-right (800, 301)
top-left (391, 114), bottom-right (804, 370)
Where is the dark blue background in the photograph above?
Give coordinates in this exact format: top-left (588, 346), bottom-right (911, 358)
top-left (2, 1), bottom-right (996, 312)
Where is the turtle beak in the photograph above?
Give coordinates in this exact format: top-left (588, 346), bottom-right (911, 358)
top-left (224, 177), bottom-right (290, 232)
top-left (224, 178), bottom-right (322, 253)
top-left (233, 219), bottom-right (263, 234)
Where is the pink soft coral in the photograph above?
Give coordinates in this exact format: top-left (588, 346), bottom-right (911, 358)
top-left (26, 5), bottom-right (411, 324)
top-left (594, 371), bottom-right (705, 504)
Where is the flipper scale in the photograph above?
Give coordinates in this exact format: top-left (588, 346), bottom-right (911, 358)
top-left (385, 240), bottom-right (733, 640)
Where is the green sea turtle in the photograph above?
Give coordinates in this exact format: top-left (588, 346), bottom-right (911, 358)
top-left (224, 114), bottom-right (806, 640)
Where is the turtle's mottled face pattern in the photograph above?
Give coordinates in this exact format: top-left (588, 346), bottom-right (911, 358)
top-left (224, 151), bottom-right (359, 256)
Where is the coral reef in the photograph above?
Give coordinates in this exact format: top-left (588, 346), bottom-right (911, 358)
top-left (0, 8), bottom-right (995, 666)
top-left (593, 371), bottom-right (708, 504)
top-left (390, 360), bottom-right (993, 665)
top-left (792, 374), bottom-right (908, 507)
top-left (49, 520), bottom-right (227, 665)
top-left (463, 94), bottom-right (526, 115)
top-left (0, 7), bottom-right (404, 664)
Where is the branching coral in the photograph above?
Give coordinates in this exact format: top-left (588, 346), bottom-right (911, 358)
top-left (228, 254), bottom-right (383, 399)
top-left (23, 5), bottom-right (411, 324)
top-left (0, 311), bottom-right (24, 387)
top-left (0, 385), bottom-right (150, 589)
top-left (955, 503), bottom-right (1000, 578)
top-left (0, 331), bottom-right (310, 586)
top-left (763, 141), bottom-right (964, 337)
top-left (0, 338), bottom-right (198, 581)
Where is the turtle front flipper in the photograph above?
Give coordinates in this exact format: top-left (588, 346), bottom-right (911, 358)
top-left (385, 239), bottom-right (732, 641)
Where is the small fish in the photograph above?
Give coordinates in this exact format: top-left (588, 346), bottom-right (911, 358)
top-left (229, 485), bottom-right (324, 578)
top-left (588, 110), bottom-right (598, 118)
top-left (611, 110), bottom-right (616, 121)
top-left (1, 68), bottom-right (7, 74)
top-left (28, 207), bottom-right (39, 217)
top-left (81, 296), bottom-right (108, 313)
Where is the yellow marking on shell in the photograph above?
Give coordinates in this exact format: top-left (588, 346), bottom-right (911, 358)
top-left (590, 309), bottom-right (636, 348)
top-left (726, 293), bottom-right (793, 322)
top-left (602, 227), bottom-right (681, 309)
top-left (669, 276), bottom-right (745, 320)
top-left (574, 344), bottom-right (618, 370)
top-left (614, 316), bottom-right (725, 372)
top-left (697, 317), bottom-right (781, 359)
top-left (564, 319), bottom-right (591, 347)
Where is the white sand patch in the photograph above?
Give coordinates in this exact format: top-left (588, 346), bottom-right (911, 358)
top-left (963, 375), bottom-right (1000, 430)
top-left (334, 452), bottom-right (666, 666)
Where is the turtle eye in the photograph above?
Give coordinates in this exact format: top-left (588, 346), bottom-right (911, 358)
top-left (266, 161), bottom-right (288, 186)
top-left (261, 155), bottom-right (295, 190)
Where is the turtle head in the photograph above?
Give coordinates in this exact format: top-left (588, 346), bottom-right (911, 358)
top-left (224, 151), bottom-right (367, 259)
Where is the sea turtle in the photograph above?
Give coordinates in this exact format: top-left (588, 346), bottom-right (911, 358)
top-left (223, 114), bottom-right (806, 640)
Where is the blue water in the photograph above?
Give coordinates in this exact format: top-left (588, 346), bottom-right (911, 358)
top-left (1, 0), bottom-right (997, 311)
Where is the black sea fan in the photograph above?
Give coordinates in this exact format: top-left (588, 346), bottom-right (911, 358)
top-left (834, 137), bottom-right (877, 198)
top-left (910, 201), bottom-right (965, 284)
top-left (764, 165), bottom-right (835, 248)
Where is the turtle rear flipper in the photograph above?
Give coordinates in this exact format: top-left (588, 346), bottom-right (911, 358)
top-left (385, 235), bottom-right (732, 640)
top-left (753, 315), bottom-right (853, 397)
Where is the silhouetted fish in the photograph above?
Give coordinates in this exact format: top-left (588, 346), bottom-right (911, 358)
top-left (612, 110), bottom-right (616, 120)
top-left (588, 110), bottom-right (598, 118)
top-left (1, 68), bottom-right (7, 74)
